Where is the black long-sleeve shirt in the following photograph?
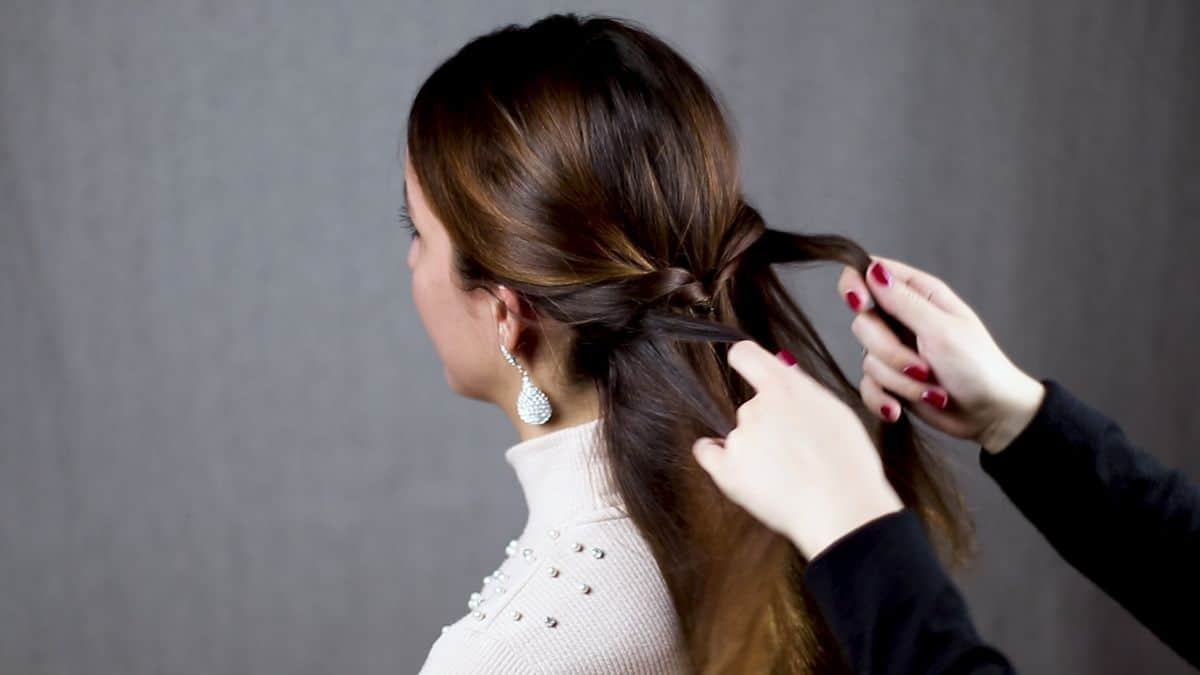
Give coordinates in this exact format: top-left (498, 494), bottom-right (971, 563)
top-left (802, 378), bottom-right (1200, 673)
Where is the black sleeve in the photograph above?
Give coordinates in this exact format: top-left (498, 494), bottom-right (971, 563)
top-left (803, 509), bottom-right (1015, 675)
top-left (979, 378), bottom-right (1200, 668)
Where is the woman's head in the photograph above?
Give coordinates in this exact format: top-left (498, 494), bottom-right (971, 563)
top-left (403, 149), bottom-right (607, 426)
top-left (403, 12), bottom-right (971, 673)
top-left (402, 12), bottom-right (751, 422)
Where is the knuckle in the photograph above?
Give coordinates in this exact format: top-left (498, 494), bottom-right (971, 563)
top-left (880, 344), bottom-right (911, 373)
top-left (862, 353), bottom-right (885, 381)
top-left (850, 312), bottom-right (866, 337)
top-left (735, 398), bottom-right (758, 425)
top-left (837, 267), bottom-right (850, 291)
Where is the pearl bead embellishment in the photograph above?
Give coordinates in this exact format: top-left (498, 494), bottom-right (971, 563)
top-left (452, 532), bottom-right (610, 634)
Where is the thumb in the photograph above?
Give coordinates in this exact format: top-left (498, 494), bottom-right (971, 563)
top-left (691, 437), bottom-right (726, 477)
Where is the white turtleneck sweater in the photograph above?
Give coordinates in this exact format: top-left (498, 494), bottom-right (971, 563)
top-left (418, 417), bottom-right (689, 674)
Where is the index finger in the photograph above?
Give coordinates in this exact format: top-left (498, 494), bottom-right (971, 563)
top-left (866, 255), bottom-right (975, 320)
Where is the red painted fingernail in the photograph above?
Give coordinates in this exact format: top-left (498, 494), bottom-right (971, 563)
top-left (921, 389), bottom-right (949, 409)
top-left (845, 290), bottom-right (863, 311)
top-left (880, 404), bottom-right (895, 421)
top-left (903, 364), bottom-right (930, 382)
top-left (869, 261), bottom-right (892, 287)
top-left (776, 349), bottom-right (797, 366)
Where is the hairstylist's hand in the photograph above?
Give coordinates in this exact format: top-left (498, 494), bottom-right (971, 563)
top-left (691, 340), bottom-right (904, 559)
top-left (839, 256), bottom-right (1045, 453)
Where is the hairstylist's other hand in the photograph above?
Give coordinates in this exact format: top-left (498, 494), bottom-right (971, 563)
top-left (839, 256), bottom-right (1045, 454)
top-left (691, 340), bottom-right (904, 559)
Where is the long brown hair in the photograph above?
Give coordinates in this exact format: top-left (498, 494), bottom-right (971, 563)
top-left (405, 13), bottom-right (972, 673)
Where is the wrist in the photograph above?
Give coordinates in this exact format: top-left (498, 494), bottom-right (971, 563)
top-left (979, 369), bottom-right (1045, 454)
top-left (791, 485), bottom-right (904, 559)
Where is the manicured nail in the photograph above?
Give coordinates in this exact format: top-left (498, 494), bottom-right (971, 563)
top-left (880, 404), bottom-right (895, 421)
top-left (921, 389), bottom-right (949, 409)
top-left (845, 290), bottom-right (863, 312)
top-left (903, 364), bottom-right (930, 382)
top-left (869, 261), bottom-right (892, 287)
top-left (776, 349), bottom-right (797, 366)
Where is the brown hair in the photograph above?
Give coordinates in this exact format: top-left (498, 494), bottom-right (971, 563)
top-left (404, 12), bottom-right (971, 673)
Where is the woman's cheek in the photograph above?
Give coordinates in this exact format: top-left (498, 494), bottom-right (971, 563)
top-left (410, 266), bottom-right (436, 340)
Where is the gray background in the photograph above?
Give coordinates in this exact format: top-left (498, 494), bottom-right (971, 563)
top-left (2, 1), bottom-right (1197, 673)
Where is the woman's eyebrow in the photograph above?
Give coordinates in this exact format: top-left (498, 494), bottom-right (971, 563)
top-left (402, 177), bottom-right (412, 214)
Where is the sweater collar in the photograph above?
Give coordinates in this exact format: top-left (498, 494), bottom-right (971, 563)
top-left (503, 417), bottom-right (623, 528)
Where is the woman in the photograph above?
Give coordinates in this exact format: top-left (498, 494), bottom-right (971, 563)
top-left (405, 13), bottom-right (972, 674)
top-left (693, 256), bottom-right (1200, 672)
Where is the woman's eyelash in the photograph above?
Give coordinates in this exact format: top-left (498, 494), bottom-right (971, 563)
top-left (397, 205), bottom-right (418, 238)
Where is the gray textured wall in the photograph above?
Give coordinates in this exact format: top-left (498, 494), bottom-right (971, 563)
top-left (2, 1), bottom-right (1196, 673)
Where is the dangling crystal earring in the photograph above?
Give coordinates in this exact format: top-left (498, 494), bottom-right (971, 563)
top-left (499, 342), bottom-right (552, 425)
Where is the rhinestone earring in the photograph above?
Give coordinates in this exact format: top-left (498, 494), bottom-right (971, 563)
top-left (499, 342), bottom-right (552, 425)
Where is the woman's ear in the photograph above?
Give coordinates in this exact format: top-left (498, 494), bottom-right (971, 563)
top-left (492, 285), bottom-right (529, 353)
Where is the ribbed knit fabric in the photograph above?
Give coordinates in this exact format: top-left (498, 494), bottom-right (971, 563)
top-left (418, 417), bottom-right (690, 674)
